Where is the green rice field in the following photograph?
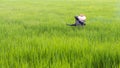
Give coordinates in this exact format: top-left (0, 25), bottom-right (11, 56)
top-left (0, 0), bottom-right (120, 68)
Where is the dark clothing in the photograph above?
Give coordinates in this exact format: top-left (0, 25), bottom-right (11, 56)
top-left (75, 16), bottom-right (85, 25)
top-left (67, 24), bottom-right (76, 26)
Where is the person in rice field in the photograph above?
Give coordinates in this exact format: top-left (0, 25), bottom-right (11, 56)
top-left (67, 14), bottom-right (86, 26)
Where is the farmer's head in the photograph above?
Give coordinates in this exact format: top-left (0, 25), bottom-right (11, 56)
top-left (79, 14), bottom-right (86, 21)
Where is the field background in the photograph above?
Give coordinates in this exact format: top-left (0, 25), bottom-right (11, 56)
top-left (0, 0), bottom-right (120, 68)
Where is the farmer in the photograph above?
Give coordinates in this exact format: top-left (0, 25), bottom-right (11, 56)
top-left (68, 14), bottom-right (86, 26)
